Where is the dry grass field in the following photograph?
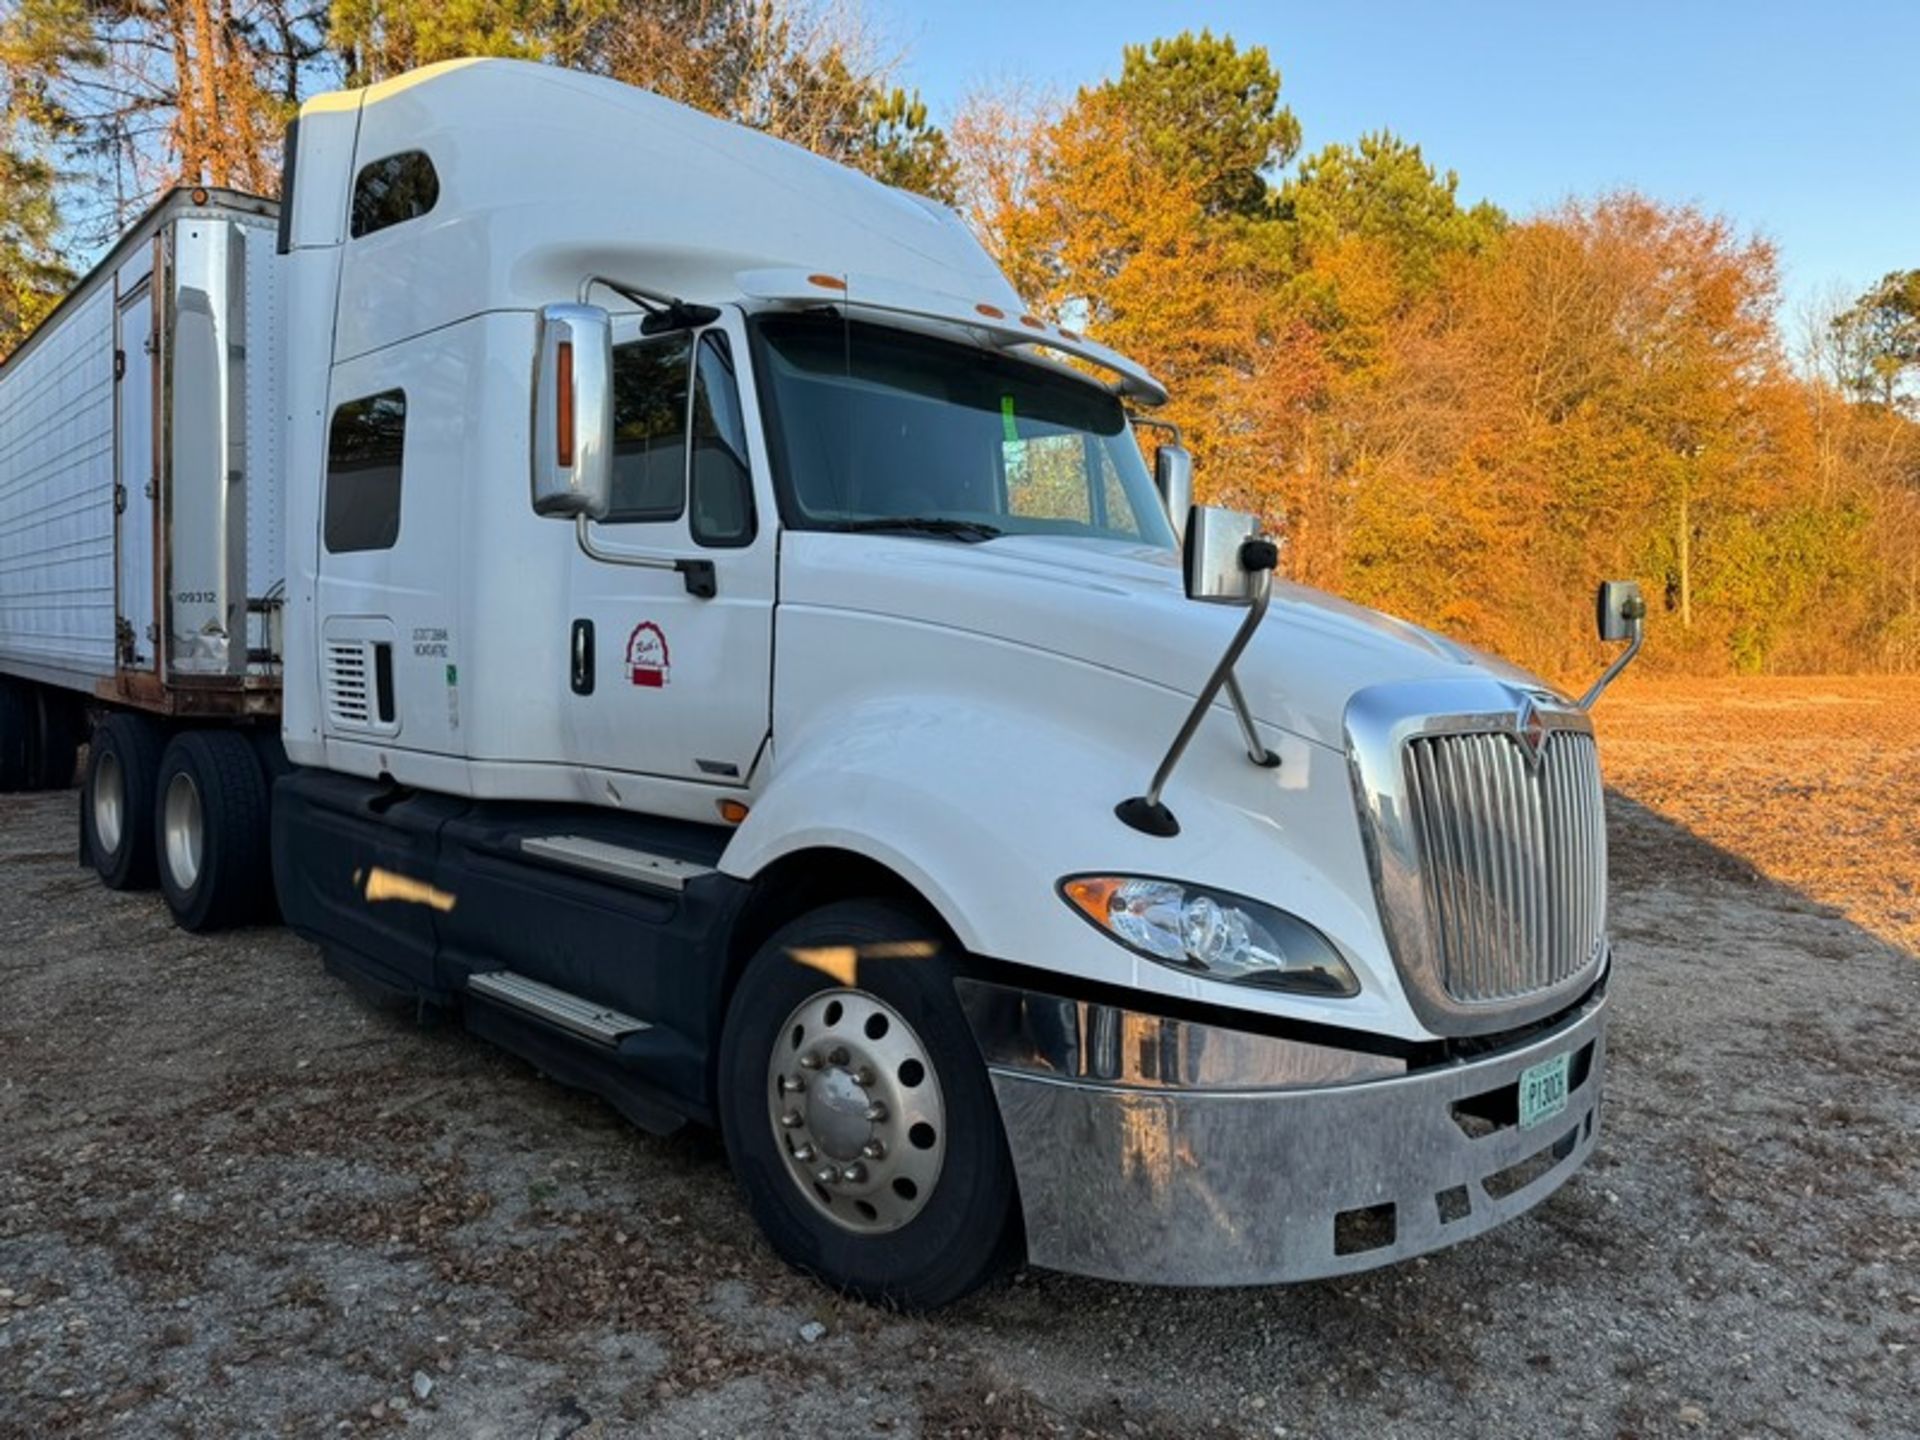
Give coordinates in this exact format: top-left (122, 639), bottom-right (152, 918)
top-left (1, 678), bottom-right (1916, 1438)
top-left (1599, 676), bottom-right (1920, 957)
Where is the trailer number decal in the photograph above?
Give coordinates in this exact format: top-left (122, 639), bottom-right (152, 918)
top-left (627, 622), bottom-right (670, 688)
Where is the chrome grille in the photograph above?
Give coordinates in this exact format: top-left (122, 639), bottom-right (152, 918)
top-left (1402, 730), bottom-right (1607, 1004)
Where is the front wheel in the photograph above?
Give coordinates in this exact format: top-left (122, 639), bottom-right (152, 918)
top-left (718, 900), bottom-right (1022, 1309)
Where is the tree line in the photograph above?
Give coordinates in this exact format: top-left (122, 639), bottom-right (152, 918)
top-left (3, 12), bottom-right (1914, 677)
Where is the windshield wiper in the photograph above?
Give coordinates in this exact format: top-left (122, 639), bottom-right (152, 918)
top-left (819, 517), bottom-right (1003, 543)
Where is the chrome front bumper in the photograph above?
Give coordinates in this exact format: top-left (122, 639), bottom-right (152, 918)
top-left (959, 979), bottom-right (1607, 1286)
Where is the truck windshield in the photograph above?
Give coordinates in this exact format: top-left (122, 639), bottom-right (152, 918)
top-left (749, 313), bottom-right (1176, 547)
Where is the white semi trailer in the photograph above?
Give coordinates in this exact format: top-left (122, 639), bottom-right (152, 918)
top-left (0, 59), bottom-right (1648, 1307)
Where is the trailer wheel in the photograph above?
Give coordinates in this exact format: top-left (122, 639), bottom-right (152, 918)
top-left (0, 679), bottom-right (31, 791)
top-left (84, 712), bottom-right (163, 888)
top-left (154, 730), bottom-right (273, 932)
top-left (31, 688), bottom-right (80, 790)
top-left (718, 899), bottom-right (1021, 1309)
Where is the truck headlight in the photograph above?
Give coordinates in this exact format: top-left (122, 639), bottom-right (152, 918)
top-left (1059, 876), bottom-right (1359, 997)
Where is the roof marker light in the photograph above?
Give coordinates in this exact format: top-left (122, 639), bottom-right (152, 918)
top-left (975, 303), bottom-right (1006, 319)
top-left (1019, 315), bottom-right (1046, 330)
top-left (807, 273), bottom-right (848, 291)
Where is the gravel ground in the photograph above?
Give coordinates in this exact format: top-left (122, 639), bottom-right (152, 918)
top-left (2, 680), bottom-right (1917, 1438)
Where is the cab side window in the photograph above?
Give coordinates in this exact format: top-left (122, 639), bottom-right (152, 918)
top-left (350, 151), bottom-right (439, 239)
top-left (607, 335), bottom-right (693, 524)
top-left (605, 330), bottom-right (756, 545)
top-left (324, 390), bottom-right (406, 553)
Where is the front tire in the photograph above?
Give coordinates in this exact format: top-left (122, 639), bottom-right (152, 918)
top-left (154, 730), bottom-right (273, 932)
top-left (719, 900), bottom-right (1021, 1309)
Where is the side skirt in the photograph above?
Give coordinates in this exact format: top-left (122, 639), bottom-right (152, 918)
top-left (273, 767), bottom-right (748, 1129)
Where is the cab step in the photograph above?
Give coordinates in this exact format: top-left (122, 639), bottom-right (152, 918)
top-left (467, 970), bottom-right (653, 1045)
top-left (519, 833), bottom-right (716, 892)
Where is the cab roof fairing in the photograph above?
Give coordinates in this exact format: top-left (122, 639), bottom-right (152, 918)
top-left (301, 57), bottom-right (1064, 367)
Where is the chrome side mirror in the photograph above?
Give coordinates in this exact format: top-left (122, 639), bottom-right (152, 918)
top-left (1154, 443), bottom-right (1193, 544)
top-left (1183, 504), bottom-right (1265, 603)
top-left (1595, 580), bottom-right (1645, 643)
top-left (533, 303), bottom-right (614, 520)
top-left (1580, 579), bottom-right (1647, 709)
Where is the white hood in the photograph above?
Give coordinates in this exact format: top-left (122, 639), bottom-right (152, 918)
top-left (779, 533), bottom-right (1552, 751)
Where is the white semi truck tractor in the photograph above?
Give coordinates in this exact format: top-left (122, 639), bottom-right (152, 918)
top-left (0, 59), bottom-right (1649, 1307)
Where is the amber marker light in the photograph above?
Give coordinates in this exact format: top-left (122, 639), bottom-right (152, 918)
top-left (555, 340), bottom-right (575, 467)
top-left (1019, 315), bottom-right (1046, 330)
top-left (807, 273), bottom-right (848, 291)
top-left (1062, 875), bottom-right (1125, 925)
top-left (975, 303), bottom-right (1006, 319)
top-left (717, 799), bottom-right (751, 824)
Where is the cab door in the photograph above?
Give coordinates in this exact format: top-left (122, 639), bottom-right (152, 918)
top-left (565, 314), bottom-right (774, 786)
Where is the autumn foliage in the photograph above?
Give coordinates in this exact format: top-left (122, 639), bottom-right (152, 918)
top-left (957, 34), bottom-right (1920, 680)
top-left (3, 15), bottom-right (1914, 677)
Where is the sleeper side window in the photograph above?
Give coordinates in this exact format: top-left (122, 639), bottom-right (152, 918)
top-left (690, 332), bottom-right (755, 546)
top-left (324, 390), bottom-right (406, 553)
top-left (350, 151), bottom-right (440, 239)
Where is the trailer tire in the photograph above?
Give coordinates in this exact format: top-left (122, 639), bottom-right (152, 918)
top-left (85, 712), bottom-right (163, 888)
top-left (718, 899), bottom-right (1022, 1310)
top-left (154, 730), bottom-right (273, 932)
top-left (31, 688), bottom-right (80, 790)
top-left (0, 679), bottom-right (31, 791)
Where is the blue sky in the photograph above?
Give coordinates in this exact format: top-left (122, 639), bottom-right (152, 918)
top-left (880, 0), bottom-right (1918, 322)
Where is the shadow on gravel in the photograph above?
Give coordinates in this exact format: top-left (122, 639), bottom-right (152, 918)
top-left (2, 787), bottom-right (1918, 1439)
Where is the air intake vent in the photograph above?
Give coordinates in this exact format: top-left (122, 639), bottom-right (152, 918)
top-left (325, 641), bottom-right (372, 728)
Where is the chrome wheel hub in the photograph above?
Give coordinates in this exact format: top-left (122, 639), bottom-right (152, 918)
top-left (93, 751), bottom-right (125, 854)
top-left (768, 988), bottom-right (946, 1234)
top-left (162, 771), bottom-right (204, 891)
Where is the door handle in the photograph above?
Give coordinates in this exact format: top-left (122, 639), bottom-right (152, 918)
top-left (571, 619), bottom-right (594, 695)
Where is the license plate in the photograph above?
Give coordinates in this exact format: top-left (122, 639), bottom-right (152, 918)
top-left (1518, 1052), bottom-right (1570, 1130)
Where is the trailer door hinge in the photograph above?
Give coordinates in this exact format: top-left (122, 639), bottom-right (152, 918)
top-left (143, 333), bottom-right (158, 356)
top-left (113, 484), bottom-right (127, 515)
top-left (144, 477), bottom-right (157, 500)
top-left (114, 349), bottom-right (126, 382)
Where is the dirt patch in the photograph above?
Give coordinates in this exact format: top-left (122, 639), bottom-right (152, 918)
top-left (3, 679), bottom-right (1919, 1436)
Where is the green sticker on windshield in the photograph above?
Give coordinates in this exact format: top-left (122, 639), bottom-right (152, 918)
top-left (1001, 394), bottom-right (1019, 442)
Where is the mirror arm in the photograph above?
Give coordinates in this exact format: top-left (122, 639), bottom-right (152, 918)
top-left (1118, 567), bottom-right (1274, 837)
top-left (1222, 671), bottom-right (1280, 769)
top-left (1578, 619), bottom-right (1644, 710)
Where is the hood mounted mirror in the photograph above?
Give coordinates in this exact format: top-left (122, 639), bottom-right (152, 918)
top-left (1579, 579), bottom-right (1647, 709)
top-left (1118, 506), bottom-right (1283, 838)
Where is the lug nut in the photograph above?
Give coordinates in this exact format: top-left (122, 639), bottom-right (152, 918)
top-left (840, 1163), bottom-right (867, 1185)
top-left (780, 1109), bottom-right (804, 1128)
top-left (792, 1144), bottom-right (815, 1162)
top-left (863, 1102), bottom-right (888, 1123)
top-left (780, 1074), bottom-right (806, 1093)
top-left (860, 1140), bottom-right (886, 1160)
top-left (815, 1164), bottom-right (839, 1186)
top-left (852, 1066), bottom-right (875, 1087)
top-left (798, 1052), bottom-right (823, 1071)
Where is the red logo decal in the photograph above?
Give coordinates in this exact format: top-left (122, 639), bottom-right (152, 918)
top-left (626, 621), bottom-right (670, 688)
